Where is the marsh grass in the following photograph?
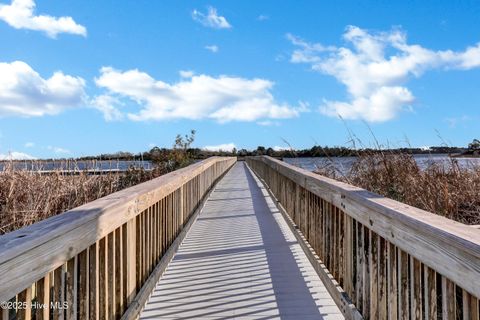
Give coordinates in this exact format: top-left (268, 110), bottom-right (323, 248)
top-left (0, 162), bottom-right (172, 235)
top-left (315, 152), bottom-right (480, 225)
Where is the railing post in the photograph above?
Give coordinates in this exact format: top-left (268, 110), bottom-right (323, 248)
top-left (179, 184), bottom-right (184, 229)
top-left (0, 158), bottom-right (237, 320)
top-left (125, 219), bottom-right (137, 304)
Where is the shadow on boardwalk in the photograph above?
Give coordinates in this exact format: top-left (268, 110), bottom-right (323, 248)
top-left (140, 162), bottom-right (343, 319)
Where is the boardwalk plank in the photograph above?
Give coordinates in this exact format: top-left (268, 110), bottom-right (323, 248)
top-left (140, 162), bottom-right (344, 319)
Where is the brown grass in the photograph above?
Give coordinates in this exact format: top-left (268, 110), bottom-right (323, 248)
top-left (0, 163), bottom-right (172, 235)
top-left (316, 153), bottom-right (480, 225)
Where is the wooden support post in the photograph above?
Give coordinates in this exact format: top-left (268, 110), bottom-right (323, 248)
top-left (99, 238), bottom-right (107, 320)
top-left (17, 287), bottom-right (32, 320)
top-left (125, 219), bottom-right (137, 304)
top-left (65, 257), bottom-right (77, 320)
top-left (88, 243), bottom-right (99, 320)
top-left (387, 243), bottom-right (398, 320)
top-left (36, 274), bottom-right (50, 320)
top-left (442, 277), bottom-right (455, 320)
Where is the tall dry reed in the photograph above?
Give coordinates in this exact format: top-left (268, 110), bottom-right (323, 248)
top-left (316, 153), bottom-right (480, 225)
top-left (0, 164), bottom-right (170, 235)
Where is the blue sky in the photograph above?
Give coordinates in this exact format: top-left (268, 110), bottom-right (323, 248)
top-left (0, 0), bottom-right (479, 158)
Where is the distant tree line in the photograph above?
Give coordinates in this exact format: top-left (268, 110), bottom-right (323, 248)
top-left (72, 136), bottom-right (479, 161)
top-left (76, 145), bottom-right (470, 162)
top-left (233, 145), bottom-right (468, 158)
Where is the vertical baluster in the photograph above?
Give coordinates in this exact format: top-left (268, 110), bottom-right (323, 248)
top-left (319, 198), bottom-right (324, 261)
top-left (77, 249), bottom-right (89, 320)
top-left (154, 202), bottom-right (158, 261)
top-left (424, 266), bottom-right (437, 320)
top-left (58, 266), bottom-right (67, 320)
top-left (338, 210), bottom-right (344, 287)
top-left (107, 233), bottom-right (115, 320)
top-left (356, 222), bottom-right (364, 312)
top-left (88, 243), bottom-right (98, 320)
top-left (398, 250), bottom-right (409, 320)
top-left (145, 208), bottom-right (150, 276)
top-left (344, 215), bottom-right (353, 298)
top-left (387, 243), bottom-right (398, 320)
top-left (135, 215), bottom-right (142, 292)
top-left (332, 205), bottom-right (337, 279)
top-left (17, 287), bottom-right (32, 320)
top-left (36, 274), bottom-right (50, 320)
top-left (115, 228), bottom-right (123, 316)
top-left (462, 290), bottom-right (471, 320)
top-left (65, 257), bottom-right (77, 320)
top-left (470, 295), bottom-right (479, 320)
top-left (363, 227), bottom-right (370, 317)
top-left (125, 219), bottom-right (137, 305)
top-left (121, 223), bottom-right (128, 312)
top-left (442, 277), bottom-right (455, 320)
top-left (410, 257), bottom-right (422, 320)
top-left (99, 237), bottom-right (107, 319)
top-left (378, 237), bottom-right (387, 319)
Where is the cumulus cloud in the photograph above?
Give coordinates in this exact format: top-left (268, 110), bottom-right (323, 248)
top-left (288, 26), bottom-right (480, 122)
top-left (94, 67), bottom-right (304, 123)
top-left (0, 0), bottom-right (86, 38)
top-left (202, 143), bottom-right (236, 152)
top-left (257, 120), bottom-right (280, 126)
top-left (47, 146), bottom-right (71, 154)
top-left (205, 45), bottom-right (219, 53)
top-left (192, 7), bottom-right (231, 29)
top-left (179, 70), bottom-right (195, 78)
top-left (24, 142), bottom-right (34, 147)
top-left (257, 15), bottom-right (269, 21)
top-left (91, 94), bottom-right (124, 121)
top-left (0, 60), bottom-right (86, 117)
top-left (0, 151), bottom-right (35, 160)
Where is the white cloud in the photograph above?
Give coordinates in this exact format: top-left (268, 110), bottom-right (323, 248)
top-left (0, 151), bottom-right (35, 160)
top-left (91, 94), bottom-right (124, 121)
top-left (192, 6), bottom-right (231, 29)
top-left (94, 67), bottom-right (304, 123)
top-left (47, 146), bottom-right (71, 154)
top-left (321, 86), bottom-right (414, 123)
top-left (205, 45), bottom-right (219, 53)
top-left (179, 70), bottom-right (195, 78)
top-left (273, 146), bottom-right (290, 151)
top-left (24, 142), bottom-right (34, 148)
top-left (202, 143), bottom-right (236, 152)
top-left (257, 120), bottom-right (280, 126)
top-left (0, 61), bottom-right (86, 117)
top-left (257, 15), bottom-right (269, 21)
top-left (0, 0), bottom-right (86, 38)
top-left (288, 26), bottom-right (480, 122)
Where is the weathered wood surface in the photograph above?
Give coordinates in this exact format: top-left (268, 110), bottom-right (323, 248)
top-left (0, 157), bottom-right (235, 319)
top-left (247, 155), bottom-right (480, 320)
top-left (141, 162), bottom-right (344, 319)
top-left (247, 156), bottom-right (480, 299)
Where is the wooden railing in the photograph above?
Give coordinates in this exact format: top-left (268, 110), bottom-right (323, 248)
top-left (0, 157), bottom-right (236, 320)
top-left (247, 156), bottom-right (480, 320)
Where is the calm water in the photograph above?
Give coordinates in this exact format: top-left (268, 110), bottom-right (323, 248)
top-left (283, 155), bottom-right (480, 173)
top-left (0, 160), bottom-right (153, 172)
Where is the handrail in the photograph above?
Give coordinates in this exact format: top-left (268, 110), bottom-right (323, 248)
top-left (247, 156), bottom-right (480, 319)
top-left (0, 156), bottom-right (236, 319)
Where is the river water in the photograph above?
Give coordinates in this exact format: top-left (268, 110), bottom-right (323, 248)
top-left (283, 154), bottom-right (480, 173)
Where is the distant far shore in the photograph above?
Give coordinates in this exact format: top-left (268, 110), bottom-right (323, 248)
top-left (451, 152), bottom-right (480, 158)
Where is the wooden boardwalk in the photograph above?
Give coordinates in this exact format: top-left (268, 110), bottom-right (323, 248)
top-left (140, 162), bottom-right (343, 319)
